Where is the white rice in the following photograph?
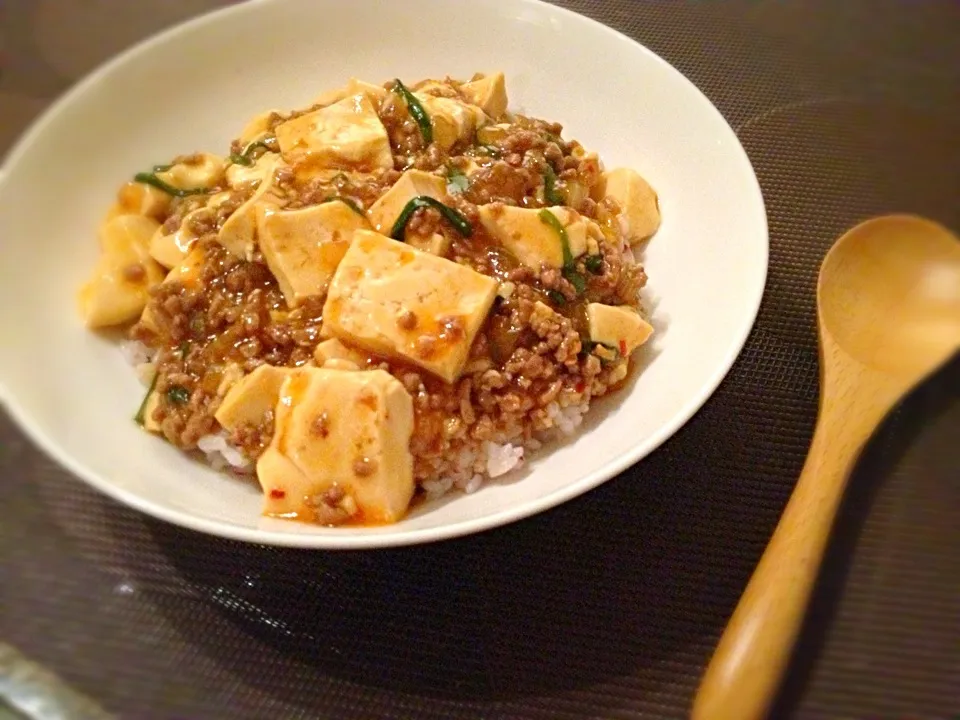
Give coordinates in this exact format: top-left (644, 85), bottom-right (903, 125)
top-left (197, 431), bottom-right (252, 473)
top-left (422, 476), bottom-right (455, 498)
top-left (120, 339), bottom-right (158, 386)
top-left (544, 401), bottom-right (586, 436)
top-left (456, 473), bottom-right (484, 495)
top-left (120, 339), bottom-right (154, 366)
top-left (484, 441), bottom-right (524, 477)
top-left (422, 439), bottom-right (526, 499)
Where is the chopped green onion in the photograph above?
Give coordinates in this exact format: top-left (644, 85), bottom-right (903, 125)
top-left (178, 341), bottom-right (191, 358)
top-left (585, 254), bottom-right (604, 274)
top-left (563, 267), bottom-right (587, 294)
top-left (229, 138), bottom-right (274, 166)
top-left (446, 165), bottom-right (469, 194)
top-left (538, 209), bottom-right (573, 266)
top-left (322, 196), bottom-right (366, 217)
top-left (134, 171), bottom-right (209, 198)
top-left (581, 339), bottom-right (619, 362)
top-left (539, 208), bottom-right (587, 294)
top-left (133, 371), bottom-right (159, 426)
top-left (543, 166), bottom-right (565, 205)
top-left (390, 196), bottom-right (473, 240)
top-left (166, 385), bottom-right (191, 405)
top-left (546, 289), bottom-right (567, 306)
top-left (189, 315), bottom-right (206, 337)
top-left (392, 79), bottom-right (433, 145)
top-left (152, 163), bottom-right (173, 172)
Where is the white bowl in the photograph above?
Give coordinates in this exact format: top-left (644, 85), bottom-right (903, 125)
top-left (0, 0), bottom-right (767, 548)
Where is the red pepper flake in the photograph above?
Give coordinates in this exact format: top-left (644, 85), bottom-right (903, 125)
top-left (575, 380), bottom-right (586, 394)
top-left (269, 489), bottom-right (286, 500)
top-left (619, 339), bottom-right (627, 355)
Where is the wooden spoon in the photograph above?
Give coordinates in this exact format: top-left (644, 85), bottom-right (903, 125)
top-left (692, 214), bottom-right (960, 720)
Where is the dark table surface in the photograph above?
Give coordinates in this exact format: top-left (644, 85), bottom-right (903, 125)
top-left (1, 1), bottom-right (958, 719)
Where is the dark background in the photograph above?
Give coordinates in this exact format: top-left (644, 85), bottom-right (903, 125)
top-left (1, 1), bottom-right (958, 718)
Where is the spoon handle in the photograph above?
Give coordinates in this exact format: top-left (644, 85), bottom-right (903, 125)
top-left (691, 369), bottom-right (900, 720)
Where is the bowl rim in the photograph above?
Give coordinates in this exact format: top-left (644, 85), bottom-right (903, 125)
top-left (0, 0), bottom-right (768, 549)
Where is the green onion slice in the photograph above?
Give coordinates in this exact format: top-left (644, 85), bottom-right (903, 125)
top-left (134, 371), bottom-right (159, 426)
top-left (543, 166), bottom-right (565, 205)
top-left (392, 79), bottom-right (433, 145)
top-left (134, 171), bottom-right (209, 198)
top-left (390, 196), bottom-right (473, 240)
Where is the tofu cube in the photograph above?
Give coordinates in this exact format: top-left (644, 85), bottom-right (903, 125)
top-left (367, 169), bottom-right (449, 235)
top-left (322, 230), bottom-right (498, 382)
top-left (460, 72), bottom-right (508, 118)
top-left (237, 109), bottom-right (284, 146)
top-left (313, 338), bottom-right (372, 369)
top-left (115, 181), bottom-right (172, 220)
top-left (217, 154), bottom-right (283, 260)
top-left (275, 93), bottom-right (393, 172)
top-left (149, 207), bottom-right (204, 269)
top-left (406, 232), bottom-right (451, 257)
top-left (256, 367), bottom-right (415, 525)
top-left (257, 200), bottom-right (370, 307)
top-left (214, 364), bottom-right (300, 432)
top-left (413, 93), bottom-right (489, 151)
top-left (161, 245), bottom-right (207, 288)
top-left (149, 221), bottom-right (195, 270)
top-left (78, 215), bottom-right (166, 328)
top-left (313, 78), bottom-right (388, 107)
top-left (477, 205), bottom-right (591, 270)
top-left (598, 168), bottom-right (661, 244)
top-left (586, 303), bottom-right (654, 356)
top-left (155, 152), bottom-right (226, 191)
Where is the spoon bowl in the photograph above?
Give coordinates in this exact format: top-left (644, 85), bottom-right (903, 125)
top-left (819, 214), bottom-right (960, 376)
top-left (693, 214), bottom-right (960, 720)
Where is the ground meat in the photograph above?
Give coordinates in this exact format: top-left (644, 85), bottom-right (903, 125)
top-left (133, 241), bottom-right (322, 450)
top-left (578, 197), bottom-right (599, 219)
top-left (406, 206), bottom-right (443, 237)
top-left (122, 263), bottom-right (146, 283)
top-left (412, 144), bottom-right (445, 172)
top-left (379, 93), bottom-right (425, 163)
top-left (543, 141), bottom-right (564, 170)
top-left (580, 233), bottom-right (647, 307)
top-left (214, 189), bottom-right (252, 228)
top-left (465, 161), bottom-right (540, 205)
top-left (160, 195), bottom-right (206, 234)
top-left (289, 169), bottom-right (399, 210)
top-left (539, 266), bottom-right (580, 302)
top-left (186, 209), bottom-right (217, 237)
top-left (502, 130), bottom-right (547, 156)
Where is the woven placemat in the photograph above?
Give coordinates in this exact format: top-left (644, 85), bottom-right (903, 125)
top-left (1, 1), bottom-right (958, 718)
